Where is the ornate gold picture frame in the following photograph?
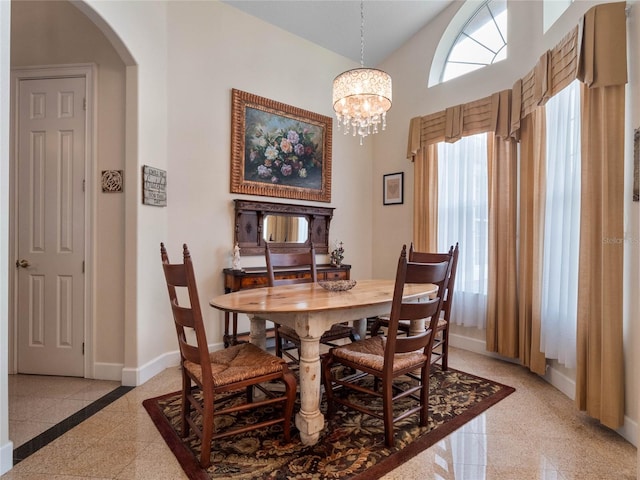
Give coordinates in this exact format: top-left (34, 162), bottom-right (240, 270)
top-left (230, 89), bottom-right (332, 203)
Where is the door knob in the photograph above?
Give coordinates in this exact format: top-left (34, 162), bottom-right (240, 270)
top-left (16, 259), bottom-right (31, 268)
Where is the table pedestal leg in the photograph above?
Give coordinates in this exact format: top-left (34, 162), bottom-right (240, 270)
top-left (248, 315), bottom-right (266, 350)
top-left (353, 318), bottom-right (367, 340)
top-left (410, 318), bottom-right (426, 336)
top-left (296, 336), bottom-right (324, 445)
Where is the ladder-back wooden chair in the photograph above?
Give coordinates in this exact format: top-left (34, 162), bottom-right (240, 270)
top-left (322, 245), bottom-right (450, 447)
top-left (370, 242), bottom-right (459, 370)
top-left (160, 243), bottom-right (297, 468)
top-left (265, 243), bottom-right (360, 364)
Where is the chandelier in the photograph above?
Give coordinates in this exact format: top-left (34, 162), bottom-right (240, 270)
top-left (332, 0), bottom-right (392, 145)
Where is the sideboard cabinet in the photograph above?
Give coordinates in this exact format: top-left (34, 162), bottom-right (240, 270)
top-left (221, 264), bottom-right (351, 346)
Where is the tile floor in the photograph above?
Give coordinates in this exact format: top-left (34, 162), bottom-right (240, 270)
top-left (2, 347), bottom-right (637, 479)
top-left (8, 375), bottom-right (121, 450)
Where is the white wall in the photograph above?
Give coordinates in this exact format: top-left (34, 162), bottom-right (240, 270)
top-left (83, 0), bottom-right (373, 384)
top-left (10, 0), bottom-right (128, 377)
top-left (5, 0), bottom-right (374, 389)
top-left (373, 0), bottom-right (639, 445)
top-left (1, 0), bottom-right (13, 475)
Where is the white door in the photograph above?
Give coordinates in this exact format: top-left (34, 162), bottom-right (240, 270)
top-left (16, 76), bottom-right (86, 376)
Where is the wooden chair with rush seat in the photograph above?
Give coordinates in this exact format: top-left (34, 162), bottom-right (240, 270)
top-left (370, 242), bottom-right (459, 370)
top-left (265, 243), bottom-right (360, 364)
top-left (322, 244), bottom-right (451, 447)
top-left (160, 243), bottom-right (297, 468)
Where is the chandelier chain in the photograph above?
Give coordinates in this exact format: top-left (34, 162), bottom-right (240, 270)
top-left (360, 0), bottom-right (365, 67)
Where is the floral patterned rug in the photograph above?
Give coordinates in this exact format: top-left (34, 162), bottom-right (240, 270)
top-left (143, 367), bottom-right (514, 480)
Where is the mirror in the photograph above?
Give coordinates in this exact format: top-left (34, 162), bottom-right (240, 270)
top-left (234, 199), bottom-right (334, 255)
top-left (263, 215), bottom-right (308, 243)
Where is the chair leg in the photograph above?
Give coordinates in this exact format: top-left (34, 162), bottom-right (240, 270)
top-left (281, 370), bottom-right (297, 442)
top-left (246, 385), bottom-right (253, 402)
top-left (441, 325), bottom-right (449, 370)
top-left (180, 373), bottom-right (191, 438)
top-left (321, 353), bottom-right (336, 417)
top-left (382, 379), bottom-right (395, 448)
top-left (274, 324), bottom-right (283, 358)
top-left (420, 365), bottom-right (430, 427)
top-left (369, 318), bottom-right (385, 336)
top-left (199, 390), bottom-right (215, 468)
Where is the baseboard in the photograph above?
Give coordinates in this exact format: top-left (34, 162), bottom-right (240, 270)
top-left (0, 439), bottom-right (14, 475)
top-left (543, 364), bottom-right (575, 400)
top-left (452, 335), bottom-right (638, 447)
top-left (120, 341), bottom-right (225, 387)
top-left (448, 332), bottom-right (512, 362)
top-left (92, 362), bottom-right (126, 382)
top-left (121, 350), bottom-right (181, 387)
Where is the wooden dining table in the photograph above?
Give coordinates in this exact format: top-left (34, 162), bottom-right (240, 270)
top-left (209, 278), bottom-right (436, 446)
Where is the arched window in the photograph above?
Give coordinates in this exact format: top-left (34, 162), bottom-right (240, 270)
top-left (434, 0), bottom-right (507, 85)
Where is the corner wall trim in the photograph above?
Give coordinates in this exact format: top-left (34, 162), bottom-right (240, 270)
top-left (120, 342), bottom-right (224, 387)
top-left (0, 440), bottom-right (14, 475)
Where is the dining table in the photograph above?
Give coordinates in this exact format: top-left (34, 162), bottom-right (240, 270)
top-left (209, 278), bottom-right (437, 446)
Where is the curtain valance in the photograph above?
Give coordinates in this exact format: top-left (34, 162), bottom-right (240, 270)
top-left (407, 2), bottom-right (626, 159)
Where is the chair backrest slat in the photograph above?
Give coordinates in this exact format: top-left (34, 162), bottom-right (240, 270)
top-left (409, 242), bottom-right (459, 319)
top-left (265, 243), bottom-right (317, 287)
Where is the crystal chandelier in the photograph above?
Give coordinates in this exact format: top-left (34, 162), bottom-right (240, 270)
top-left (332, 0), bottom-right (392, 145)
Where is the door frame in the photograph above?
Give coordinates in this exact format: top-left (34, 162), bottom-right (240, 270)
top-left (9, 64), bottom-right (96, 377)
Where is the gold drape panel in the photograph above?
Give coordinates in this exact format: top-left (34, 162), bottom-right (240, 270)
top-left (574, 1), bottom-right (626, 430)
top-left (576, 83), bottom-right (625, 429)
top-left (485, 133), bottom-right (518, 357)
top-left (412, 145), bottom-right (438, 252)
top-left (517, 110), bottom-right (547, 375)
top-left (409, 2), bottom-right (627, 424)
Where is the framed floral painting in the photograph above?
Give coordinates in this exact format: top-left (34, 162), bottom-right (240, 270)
top-left (230, 89), bottom-right (332, 203)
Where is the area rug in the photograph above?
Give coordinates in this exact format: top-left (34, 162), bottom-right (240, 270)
top-left (143, 367), bottom-right (514, 480)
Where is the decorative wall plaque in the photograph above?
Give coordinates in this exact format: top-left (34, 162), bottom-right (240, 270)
top-left (142, 165), bottom-right (167, 207)
top-left (101, 170), bottom-right (124, 193)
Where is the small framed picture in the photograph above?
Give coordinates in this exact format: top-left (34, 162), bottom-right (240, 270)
top-left (383, 172), bottom-right (404, 205)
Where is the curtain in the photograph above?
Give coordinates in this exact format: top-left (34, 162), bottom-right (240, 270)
top-left (575, 82), bottom-right (625, 429)
top-left (573, 1), bottom-right (626, 430)
top-left (485, 133), bottom-right (518, 357)
top-left (436, 135), bottom-right (488, 329)
top-left (412, 144), bottom-right (439, 252)
top-left (409, 3), bottom-right (627, 422)
top-left (539, 81), bottom-right (581, 368)
top-left (517, 109), bottom-right (546, 375)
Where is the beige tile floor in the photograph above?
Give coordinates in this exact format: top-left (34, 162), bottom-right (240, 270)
top-left (2, 347), bottom-right (637, 479)
top-left (8, 375), bottom-right (120, 449)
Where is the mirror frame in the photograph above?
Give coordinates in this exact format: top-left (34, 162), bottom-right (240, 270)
top-left (234, 199), bottom-right (334, 255)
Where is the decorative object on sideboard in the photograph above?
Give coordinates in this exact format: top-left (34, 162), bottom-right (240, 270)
top-left (231, 242), bottom-right (242, 271)
top-left (101, 170), bottom-right (123, 193)
top-left (383, 172), bottom-right (404, 205)
top-left (330, 241), bottom-right (345, 267)
top-left (230, 89), bottom-right (332, 203)
top-left (332, 0), bottom-right (392, 145)
top-left (142, 165), bottom-right (167, 206)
